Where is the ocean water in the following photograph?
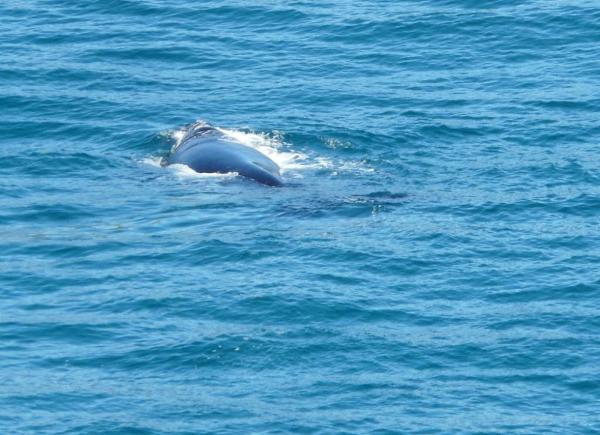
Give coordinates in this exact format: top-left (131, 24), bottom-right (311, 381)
top-left (1, 0), bottom-right (600, 433)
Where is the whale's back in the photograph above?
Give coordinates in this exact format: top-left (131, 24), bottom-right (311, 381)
top-left (167, 130), bottom-right (283, 186)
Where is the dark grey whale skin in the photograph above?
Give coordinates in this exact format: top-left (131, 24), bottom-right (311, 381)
top-left (166, 122), bottom-right (283, 187)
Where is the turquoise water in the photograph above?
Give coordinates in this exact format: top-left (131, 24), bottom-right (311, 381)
top-left (2, 1), bottom-right (600, 433)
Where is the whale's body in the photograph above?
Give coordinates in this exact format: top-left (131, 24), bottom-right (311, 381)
top-left (166, 122), bottom-right (283, 186)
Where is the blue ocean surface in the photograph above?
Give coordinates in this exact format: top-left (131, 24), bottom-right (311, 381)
top-left (1, 1), bottom-right (600, 433)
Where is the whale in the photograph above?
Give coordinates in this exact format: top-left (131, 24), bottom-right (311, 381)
top-left (165, 121), bottom-right (283, 186)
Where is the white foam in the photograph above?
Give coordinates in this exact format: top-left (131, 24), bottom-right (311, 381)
top-left (216, 127), bottom-right (309, 174)
top-left (142, 157), bottom-right (237, 180)
top-left (142, 156), bottom-right (162, 168)
top-left (172, 129), bottom-right (186, 148)
top-left (168, 163), bottom-right (238, 180)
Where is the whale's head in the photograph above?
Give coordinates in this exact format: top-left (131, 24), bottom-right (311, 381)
top-left (187, 120), bottom-right (214, 135)
top-left (177, 120), bottom-right (218, 147)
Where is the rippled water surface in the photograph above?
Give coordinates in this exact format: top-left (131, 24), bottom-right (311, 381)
top-left (2, 1), bottom-right (600, 433)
